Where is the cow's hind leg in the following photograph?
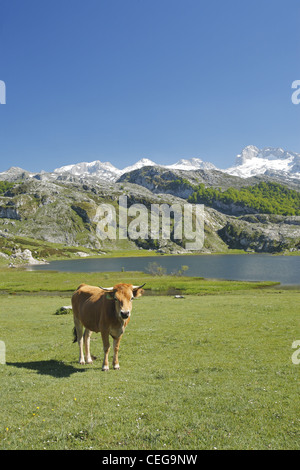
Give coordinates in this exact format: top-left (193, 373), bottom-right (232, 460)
top-left (74, 317), bottom-right (85, 365)
top-left (83, 328), bottom-right (93, 364)
top-left (101, 331), bottom-right (110, 371)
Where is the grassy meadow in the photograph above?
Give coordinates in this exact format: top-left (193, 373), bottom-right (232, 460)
top-left (0, 266), bottom-right (279, 295)
top-left (0, 268), bottom-right (299, 450)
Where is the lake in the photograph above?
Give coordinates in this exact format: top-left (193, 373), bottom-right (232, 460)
top-left (28, 254), bottom-right (300, 285)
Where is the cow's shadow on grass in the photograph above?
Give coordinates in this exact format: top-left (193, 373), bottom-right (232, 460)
top-left (7, 360), bottom-right (87, 378)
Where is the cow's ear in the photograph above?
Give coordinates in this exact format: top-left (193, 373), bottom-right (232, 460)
top-left (105, 292), bottom-right (115, 300)
top-left (132, 287), bottom-right (144, 298)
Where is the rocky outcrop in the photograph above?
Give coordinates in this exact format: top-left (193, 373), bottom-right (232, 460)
top-left (0, 205), bottom-right (21, 220)
top-left (9, 248), bottom-right (47, 266)
top-left (219, 215), bottom-right (300, 252)
top-left (118, 166), bottom-right (195, 198)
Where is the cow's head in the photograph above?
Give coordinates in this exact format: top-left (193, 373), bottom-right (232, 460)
top-left (100, 283), bottom-right (145, 320)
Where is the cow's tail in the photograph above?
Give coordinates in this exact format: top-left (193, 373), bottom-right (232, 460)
top-left (72, 326), bottom-right (78, 343)
top-left (71, 284), bottom-right (85, 344)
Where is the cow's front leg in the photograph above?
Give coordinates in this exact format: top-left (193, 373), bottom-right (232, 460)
top-left (101, 331), bottom-right (110, 371)
top-left (84, 328), bottom-right (93, 364)
top-left (113, 335), bottom-right (122, 370)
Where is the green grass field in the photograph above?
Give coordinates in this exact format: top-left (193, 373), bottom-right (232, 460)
top-left (0, 270), bottom-right (299, 450)
top-left (0, 267), bottom-right (278, 295)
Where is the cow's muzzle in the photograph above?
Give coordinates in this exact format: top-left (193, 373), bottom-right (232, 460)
top-left (121, 311), bottom-right (130, 320)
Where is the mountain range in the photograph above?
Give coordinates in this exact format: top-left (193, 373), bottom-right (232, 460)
top-left (53, 156), bottom-right (216, 181)
top-left (53, 145), bottom-right (300, 182)
top-left (1, 145), bottom-right (300, 183)
top-left (0, 144), bottom-right (299, 260)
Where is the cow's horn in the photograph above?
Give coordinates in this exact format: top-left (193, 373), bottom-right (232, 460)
top-left (132, 283), bottom-right (146, 289)
top-left (99, 286), bottom-right (114, 291)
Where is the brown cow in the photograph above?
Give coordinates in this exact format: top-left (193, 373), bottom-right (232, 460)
top-left (71, 282), bottom-right (145, 370)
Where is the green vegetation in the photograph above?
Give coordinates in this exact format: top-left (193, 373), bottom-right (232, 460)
top-left (0, 181), bottom-right (15, 194)
top-left (189, 182), bottom-right (300, 215)
top-left (0, 287), bottom-right (299, 449)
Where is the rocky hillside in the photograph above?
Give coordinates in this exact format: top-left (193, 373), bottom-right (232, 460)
top-left (0, 176), bottom-right (221, 263)
top-left (118, 166), bottom-right (300, 253)
top-left (118, 165), bottom-right (300, 196)
top-left (0, 166), bottom-right (299, 264)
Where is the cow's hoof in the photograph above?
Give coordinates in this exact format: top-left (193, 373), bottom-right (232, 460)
top-left (113, 364), bottom-right (120, 370)
top-left (86, 360), bottom-right (93, 364)
top-left (102, 365), bottom-right (109, 371)
top-left (79, 360), bottom-right (85, 365)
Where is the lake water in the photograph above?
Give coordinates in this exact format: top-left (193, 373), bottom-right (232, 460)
top-left (28, 254), bottom-right (300, 285)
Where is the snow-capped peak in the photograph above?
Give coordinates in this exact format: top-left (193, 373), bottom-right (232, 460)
top-left (235, 145), bottom-right (260, 165)
top-left (225, 146), bottom-right (300, 179)
top-left (53, 160), bottom-right (123, 181)
top-left (54, 160), bottom-right (121, 175)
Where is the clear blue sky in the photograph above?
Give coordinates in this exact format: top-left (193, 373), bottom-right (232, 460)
top-left (0, 0), bottom-right (299, 173)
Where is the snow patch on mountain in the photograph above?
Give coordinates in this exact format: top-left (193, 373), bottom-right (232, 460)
top-left (166, 158), bottom-right (216, 171)
top-left (122, 158), bottom-right (157, 173)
